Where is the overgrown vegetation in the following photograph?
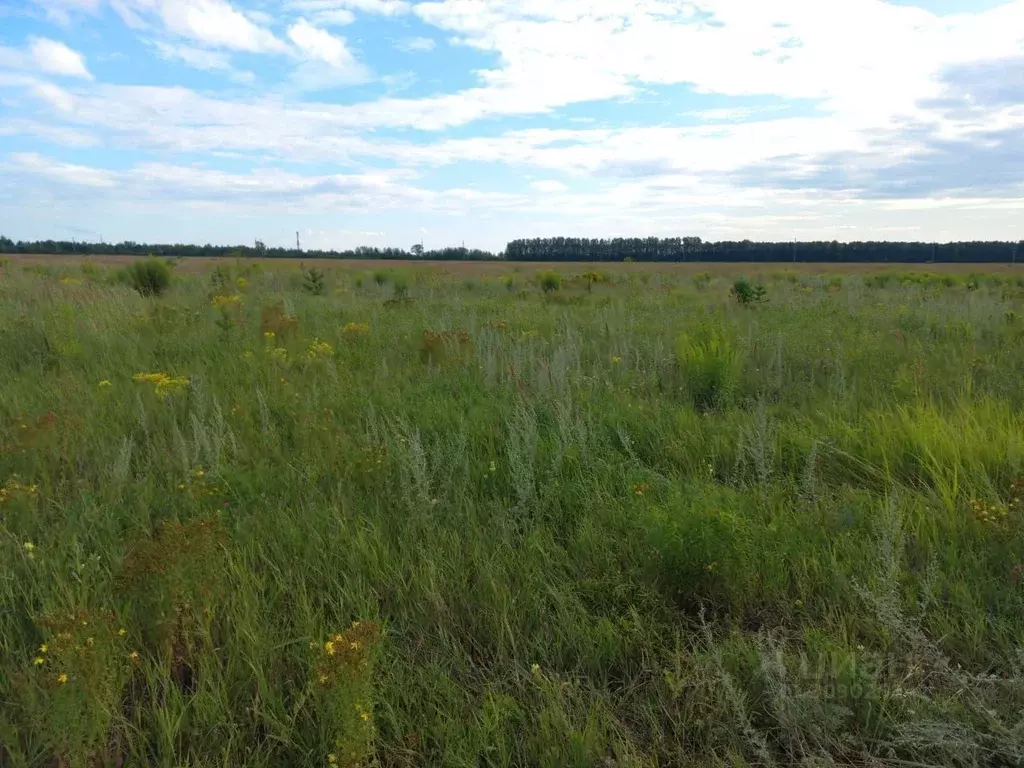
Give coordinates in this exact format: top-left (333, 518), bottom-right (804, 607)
top-left (731, 277), bottom-right (768, 305)
top-left (119, 258), bottom-right (172, 297)
top-left (2, 260), bottom-right (1024, 766)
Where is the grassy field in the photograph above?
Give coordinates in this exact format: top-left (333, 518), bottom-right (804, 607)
top-left (8, 253), bottom-right (1024, 276)
top-left (1, 259), bottom-right (1023, 767)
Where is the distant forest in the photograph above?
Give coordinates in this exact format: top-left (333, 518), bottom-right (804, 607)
top-left (2, 235), bottom-right (1022, 264)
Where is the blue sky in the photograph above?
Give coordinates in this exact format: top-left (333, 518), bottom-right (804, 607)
top-left (1, 0), bottom-right (1022, 251)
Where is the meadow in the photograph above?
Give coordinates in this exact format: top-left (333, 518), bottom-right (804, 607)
top-left (1, 258), bottom-right (1023, 767)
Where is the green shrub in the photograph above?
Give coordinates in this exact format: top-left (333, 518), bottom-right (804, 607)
top-left (302, 266), bottom-right (327, 296)
top-left (538, 270), bottom-right (561, 293)
top-left (123, 259), bottom-right (171, 297)
top-left (373, 269), bottom-right (390, 286)
top-left (731, 277), bottom-right (767, 305)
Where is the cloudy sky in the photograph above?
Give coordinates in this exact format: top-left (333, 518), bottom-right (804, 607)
top-left (1, 0), bottom-right (1022, 251)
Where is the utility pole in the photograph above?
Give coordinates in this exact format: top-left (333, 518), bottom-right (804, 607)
top-left (296, 231), bottom-right (301, 251)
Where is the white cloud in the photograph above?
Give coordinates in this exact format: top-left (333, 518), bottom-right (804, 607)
top-left (0, 119), bottom-right (98, 147)
top-left (313, 9), bottom-right (357, 26)
top-left (288, 0), bottom-right (410, 16)
top-left (10, 152), bottom-right (116, 187)
top-left (30, 0), bottom-right (101, 25)
top-left (32, 81), bottom-right (76, 112)
top-left (530, 179), bottom-right (567, 193)
top-left (29, 38), bottom-right (93, 79)
top-left (396, 37), bottom-right (436, 53)
top-left (287, 18), bottom-right (358, 69)
top-left (120, 0), bottom-right (288, 53)
top-left (0, 38), bottom-right (92, 80)
top-left (151, 40), bottom-right (255, 82)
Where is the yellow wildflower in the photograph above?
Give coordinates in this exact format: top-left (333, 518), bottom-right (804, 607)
top-left (154, 376), bottom-right (189, 399)
top-left (33, 657), bottom-right (45, 666)
top-left (328, 754), bottom-right (337, 765)
top-left (612, 356), bottom-right (622, 364)
top-left (57, 673), bottom-right (68, 685)
top-left (342, 322), bottom-right (370, 339)
top-left (129, 651), bottom-right (140, 662)
top-left (39, 644), bottom-right (48, 653)
top-left (325, 641), bottom-right (336, 656)
top-left (360, 711), bottom-right (370, 722)
top-left (236, 277), bottom-right (248, 289)
top-left (98, 380), bottom-right (112, 388)
top-left (211, 293), bottom-right (242, 310)
top-left (318, 674), bottom-right (329, 684)
top-left (306, 338), bottom-right (334, 362)
top-left (133, 372), bottom-right (169, 385)
top-left (118, 628), bottom-right (126, 636)
top-left (531, 663), bottom-right (541, 676)
top-left (22, 541), bottom-right (35, 552)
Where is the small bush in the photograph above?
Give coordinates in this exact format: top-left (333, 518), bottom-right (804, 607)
top-left (373, 269), bottom-right (390, 286)
top-left (538, 270), bottom-right (561, 293)
top-left (302, 267), bottom-right (327, 296)
top-left (123, 259), bottom-right (172, 297)
top-left (731, 277), bottom-right (767, 305)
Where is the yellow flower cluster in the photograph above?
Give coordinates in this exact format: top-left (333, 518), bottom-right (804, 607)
top-left (970, 498), bottom-right (1008, 525)
top-left (211, 293), bottom-right (243, 310)
top-left (313, 620), bottom-right (380, 689)
top-left (32, 610), bottom-right (132, 689)
top-left (0, 477), bottom-right (39, 505)
top-left (341, 322), bottom-right (370, 340)
top-left (133, 372), bottom-right (190, 399)
top-left (307, 338), bottom-right (334, 362)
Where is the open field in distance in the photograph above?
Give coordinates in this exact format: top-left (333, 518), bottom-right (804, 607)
top-left (2, 259), bottom-right (1023, 766)
top-left (7, 253), bottom-right (1024, 277)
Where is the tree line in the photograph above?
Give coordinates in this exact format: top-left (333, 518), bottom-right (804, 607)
top-left (505, 237), bottom-right (1023, 263)
top-left (0, 237), bottom-right (497, 261)
top-left (2, 235), bottom-right (1022, 263)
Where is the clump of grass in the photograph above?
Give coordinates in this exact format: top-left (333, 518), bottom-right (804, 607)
top-left (676, 322), bottom-right (742, 410)
top-left (537, 269), bottom-right (561, 293)
top-left (120, 259), bottom-right (172, 297)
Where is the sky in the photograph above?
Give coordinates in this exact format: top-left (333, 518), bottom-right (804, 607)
top-left (0, 0), bottom-right (1023, 252)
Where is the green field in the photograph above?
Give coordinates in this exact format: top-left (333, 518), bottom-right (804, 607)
top-left (2, 260), bottom-right (1023, 767)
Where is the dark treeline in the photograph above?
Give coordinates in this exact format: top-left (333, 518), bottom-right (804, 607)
top-left (0, 237), bottom-right (498, 261)
top-left (505, 237), bottom-right (1024, 263)
top-left (3, 235), bottom-right (1023, 263)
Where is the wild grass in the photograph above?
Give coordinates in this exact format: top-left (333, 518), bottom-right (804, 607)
top-left (1, 262), bottom-right (1023, 766)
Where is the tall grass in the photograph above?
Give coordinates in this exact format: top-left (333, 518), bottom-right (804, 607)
top-left (1, 262), bottom-right (1023, 766)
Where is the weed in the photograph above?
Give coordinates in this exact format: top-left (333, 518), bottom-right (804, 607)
top-left (731, 277), bottom-right (768, 305)
top-left (121, 259), bottom-right (172, 297)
